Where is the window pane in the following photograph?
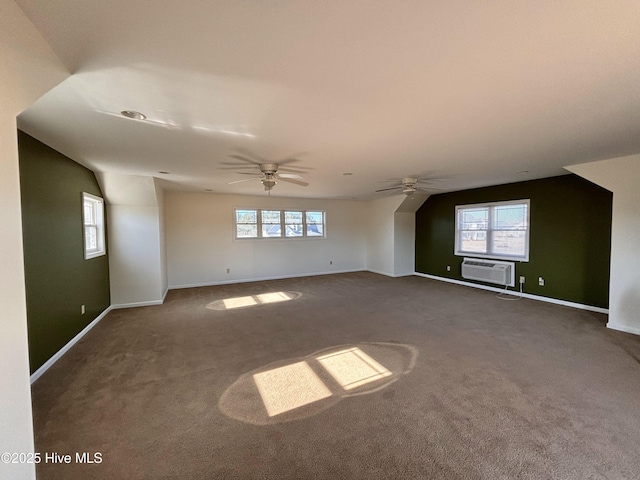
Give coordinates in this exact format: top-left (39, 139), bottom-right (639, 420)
top-left (307, 224), bottom-right (324, 237)
top-left (84, 203), bottom-right (95, 225)
top-left (460, 208), bottom-right (488, 230)
top-left (285, 211), bottom-right (303, 224)
top-left (262, 210), bottom-right (281, 224)
top-left (306, 211), bottom-right (323, 224)
top-left (493, 204), bottom-right (527, 230)
top-left (236, 209), bottom-right (257, 223)
top-left (286, 225), bottom-right (303, 237)
top-left (492, 230), bottom-right (526, 257)
top-left (459, 230), bottom-right (486, 253)
top-left (237, 224), bottom-right (258, 238)
top-left (262, 224), bottom-right (281, 237)
top-left (85, 226), bottom-right (97, 250)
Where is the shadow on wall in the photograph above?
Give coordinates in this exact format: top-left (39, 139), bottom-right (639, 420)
top-left (219, 342), bottom-right (418, 425)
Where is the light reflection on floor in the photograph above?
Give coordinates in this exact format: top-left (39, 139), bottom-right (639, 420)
top-left (222, 295), bottom-right (257, 309)
top-left (316, 347), bottom-right (392, 390)
top-left (207, 291), bottom-right (302, 311)
top-left (253, 362), bottom-right (332, 417)
top-left (219, 342), bottom-right (418, 424)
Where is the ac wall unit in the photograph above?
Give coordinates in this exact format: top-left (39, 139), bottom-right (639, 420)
top-left (461, 258), bottom-right (515, 287)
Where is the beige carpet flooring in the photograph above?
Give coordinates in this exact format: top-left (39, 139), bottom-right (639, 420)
top-left (31, 272), bottom-right (640, 479)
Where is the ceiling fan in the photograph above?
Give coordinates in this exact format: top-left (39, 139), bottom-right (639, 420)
top-left (222, 152), bottom-right (310, 191)
top-left (375, 177), bottom-right (443, 196)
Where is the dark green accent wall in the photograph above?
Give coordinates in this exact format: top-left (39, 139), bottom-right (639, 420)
top-left (416, 175), bottom-right (612, 308)
top-left (19, 131), bottom-right (110, 373)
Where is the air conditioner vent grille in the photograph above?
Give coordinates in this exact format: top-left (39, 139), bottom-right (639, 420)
top-left (461, 258), bottom-right (515, 287)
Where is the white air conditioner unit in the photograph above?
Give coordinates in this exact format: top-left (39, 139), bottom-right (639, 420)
top-left (461, 258), bottom-right (515, 287)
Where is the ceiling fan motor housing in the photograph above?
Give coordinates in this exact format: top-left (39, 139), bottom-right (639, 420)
top-left (259, 163), bottom-right (279, 174)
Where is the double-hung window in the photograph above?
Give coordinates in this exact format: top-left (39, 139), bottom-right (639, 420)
top-left (235, 208), bottom-right (325, 239)
top-left (455, 199), bottom-right (530, 261)
top-left (83, 192), bottom-right (106, 259)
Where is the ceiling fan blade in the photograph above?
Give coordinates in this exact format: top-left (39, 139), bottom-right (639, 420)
top-left (375, 186), bottom-right (403, 192)
top-left (277, 158), bottom-right (303, 166)
top-left (236, 171), bottom-right (260, 175)
top-left (276, 151), bottom-right (307, 164)
top-left (277, 173), bottom-right (303, 179)
top-left (228, 154), bottom-right (261, 165)
top-left (278, 177), bottom-right (309, 187)
top-left (227, 177), bottom-right (260, 185)
top-left (235, 148), bottom-right (269, 163)
top-left (278, 166), bottom-right (313, 174)
top-left (219, 161), bottom-right (258, 166)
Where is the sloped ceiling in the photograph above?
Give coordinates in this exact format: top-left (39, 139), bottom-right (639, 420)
top-left (15, 0), bottom-right (640, 199)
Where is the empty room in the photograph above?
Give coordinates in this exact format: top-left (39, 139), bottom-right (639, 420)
top-left (2, 1), bottom-right (640, 479)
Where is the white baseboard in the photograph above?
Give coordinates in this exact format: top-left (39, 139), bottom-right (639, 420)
top-left (607, 322), bottom-right (640, 336)
top-left (30, 306), bottom-right (112, 384)
top-left (110, 299), bottom-right (165, 309)
top-left (414, 272), bottom-right (609, 314)
top-left (169, 269), bottom-right (365, 290)
top-left (367, 269), bottom-right (414, 278)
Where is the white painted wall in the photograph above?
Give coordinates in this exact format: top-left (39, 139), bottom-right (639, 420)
top-left (365, 194), bottom-right (427, 277)
top-left (567, 155), bottom-right (640, 335)
top-left (394, 212), bottom-right (415, 276)
top-left (365, 196), bottom-right (404, 276)
top-left (166, 192), bottom-right (367, 287)
top-left (99, 173), bottom-right (167, 307)
top-left (0, 1), bottom-right (68, 478)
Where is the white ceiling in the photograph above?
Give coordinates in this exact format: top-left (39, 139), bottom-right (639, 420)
top-left (15, 0), bottom-right (640, 199)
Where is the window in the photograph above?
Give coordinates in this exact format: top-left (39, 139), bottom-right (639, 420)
top-left (262, 210), bottom-right (282, 238)
top-left (234, 208), bottom-right (326, 239)
top-left (455, 199), bottom-right (529, 261)
top-left (83, 192), bottom-right (106, 259)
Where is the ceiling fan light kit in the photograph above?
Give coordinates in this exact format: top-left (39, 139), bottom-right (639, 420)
top-left (225, 152), bottom-right (310, 192)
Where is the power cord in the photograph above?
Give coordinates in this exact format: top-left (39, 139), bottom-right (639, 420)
top-left (496, 280), bottom-right (523, 301)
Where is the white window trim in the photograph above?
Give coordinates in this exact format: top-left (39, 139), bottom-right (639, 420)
top-left (83, 192), bottom-right (106, 259)
top-left (234, 208), bottom-right (326, 240)
top-left (454, 199), bottom-right (530, 262)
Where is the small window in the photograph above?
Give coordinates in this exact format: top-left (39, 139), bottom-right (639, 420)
top-left (455, 199), bottom-right (529, 261)
top-left (285, 211), bottom-right (304, 237)
top-left (261, 210), bottom-right (282, 238)
top-left (83, 192), bottom-right (106, 259)
top-left (306, 211), bottom-right (324, 237)
top-left (236, 209), bottom-right (258, 238)
top-left (234, 208), bottom-right (326, 240)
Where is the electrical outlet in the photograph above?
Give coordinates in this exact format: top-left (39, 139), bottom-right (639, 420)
top-left (81, 304), bottom-right (85, 314)
top-left (538, 277), bottom-right (544, 286)
top-left (226, 268), bottom-right (230, 273)
top-left (519, 276), bottom-right (525, 284)
top-left (446, 265), bottom-right (451, 271)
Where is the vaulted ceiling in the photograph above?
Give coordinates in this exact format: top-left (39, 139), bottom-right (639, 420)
top-left (15, 0), bottom-right (640, 199)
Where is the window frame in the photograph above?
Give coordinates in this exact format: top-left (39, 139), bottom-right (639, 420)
top-left (234, 208), bottom-right (326, 240)
top-left (454, 199), bottom-right (530, 262)
top-left (82, 192), bottom-right (106, 259)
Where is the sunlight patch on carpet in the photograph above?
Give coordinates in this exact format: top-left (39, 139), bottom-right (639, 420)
top-left (253, 361), bottom-right (332, 416)
top-left (317, 347), bottom-right (392, 390)
top-left (207, 291), bottom-right (301, 310)
top-left (223, 295), bottom-right (257, 309)
top-left (219, 342), bottom-right (418, 425)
